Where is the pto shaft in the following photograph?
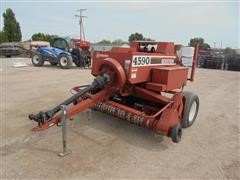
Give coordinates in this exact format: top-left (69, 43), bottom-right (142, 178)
top-left (29, 75), bottom-right (109, 125)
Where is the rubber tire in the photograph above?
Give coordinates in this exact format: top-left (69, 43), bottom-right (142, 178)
top-left (181, 91), bottom-right (199, 128)
top-left (32, 53), bottom-right (44, 66)
top-left (83, 56), bottom-right (88, 69)
top-left (74, 59), bottom-right (81, 67)
top-left (73, 56), bottom-right (81, 67)
top-left (171, 123), bottom-right (182, 143)
top-left (71, 48), bottom-right (81, 67)
top-left (86, 57), bottom-right (91, 68)
top-left (58, 54), bottom-right (73, 69)
top-left (50, 62), bottom-right (58, 66)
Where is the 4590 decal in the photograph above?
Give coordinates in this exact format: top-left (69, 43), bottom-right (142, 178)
top-left (132, 56), bottom-right (176, 67)
top-left (132, 56), bottom-right (151, 67)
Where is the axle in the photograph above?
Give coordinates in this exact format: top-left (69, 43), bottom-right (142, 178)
top-left (29, 74), bottom-right (109, 126)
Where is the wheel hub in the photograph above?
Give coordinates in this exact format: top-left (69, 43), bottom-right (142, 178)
top-left (33, 55), bottom-right (39, 64)
top-left (60, 57), bottom-right (68, 66)
top-left (189, 101), bottom-right (197, 122)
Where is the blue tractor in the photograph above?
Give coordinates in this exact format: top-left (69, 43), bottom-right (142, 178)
top-left (31, 37), bottom-right (91, 69)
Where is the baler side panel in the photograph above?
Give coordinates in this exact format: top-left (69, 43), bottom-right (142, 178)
top-left (91, 50), bottom-right (132, 77)
top-left (149, 66), bottom-right (188, 91)
top-left (128, 54), bottom-right (177, 84)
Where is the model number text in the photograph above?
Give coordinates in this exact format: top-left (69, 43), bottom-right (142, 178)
top-left (132, 56), bottom-right (151, 66)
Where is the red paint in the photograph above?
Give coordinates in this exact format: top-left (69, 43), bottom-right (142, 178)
top-left (32, 41), bottom-right (199, 141)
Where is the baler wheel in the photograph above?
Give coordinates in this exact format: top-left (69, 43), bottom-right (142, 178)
top-left (181, 91), bottom-right (199, 128)
top-left (171, 123), bottom-right (182, 143)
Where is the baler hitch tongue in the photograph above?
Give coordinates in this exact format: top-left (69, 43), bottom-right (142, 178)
top-left (28, 111), bottom-right (48, 126)
top-left (28, 74), bottom-right (109, 127)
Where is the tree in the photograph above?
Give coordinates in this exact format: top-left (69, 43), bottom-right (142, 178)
top-left (223, 47), bottom-right (236, 55)
top-left (144, 37), bottom-right (155, 41)
top-left (202, 43), bottom-right (210, 50)
top-left (0, 31), bottom-right (8, 43)
top-left (3, 8), bottom-right (22, 42)
top-left (189, 37), bottom-right (210, 50)
top-left (112, 39), bottom-right (128, 46)
top-left (128, 32), bottom-right (144, 42)
top-left (96, 39), bottom-right (112, 45)
top-left (31, 33), bottom-right (52, 42)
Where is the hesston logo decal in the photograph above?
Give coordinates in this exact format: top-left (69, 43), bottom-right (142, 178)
top-left (96, 53), bottom-right (109, 58)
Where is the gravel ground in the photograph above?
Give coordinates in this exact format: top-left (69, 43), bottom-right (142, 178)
top-left (1, 57), bottom-right (239, 179)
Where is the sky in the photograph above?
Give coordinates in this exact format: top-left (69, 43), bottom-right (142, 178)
top-left (0, 0), bottom-right (239, 48)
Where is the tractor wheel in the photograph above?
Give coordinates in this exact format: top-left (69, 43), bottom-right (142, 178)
top-left (75, 62), bottom-right (81, 67)
top-left (181, 91), bottom-right (199, 128)
top-left (86, 57), bottom-right (91, 68)
top-left (74, 58), bottom-right (81, 67)
top-left (58, 54), bottom-right (73, 69)
top-left (50, 62), bottom-right (58, 66)
top-left (32, 53), bottom-right (44, 66)
top-left (84, 57), bottom-right (91, 68)
top-left (83, 58), bottom-right (88, 69)
top-left (171, 123), bottom-right (182, 143)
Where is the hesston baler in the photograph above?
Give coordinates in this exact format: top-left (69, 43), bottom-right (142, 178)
top-left (29, 41), bottom-right (199, 143)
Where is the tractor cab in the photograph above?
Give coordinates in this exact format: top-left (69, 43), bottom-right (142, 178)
top-left (51, 37), bottom-right (70, 51)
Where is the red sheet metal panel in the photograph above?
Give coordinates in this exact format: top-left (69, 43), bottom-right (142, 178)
top-left (151, 66), bottom-right (188, 91)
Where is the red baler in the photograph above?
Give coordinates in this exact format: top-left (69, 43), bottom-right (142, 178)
top-left (29, 41), bottom-right (199, 143)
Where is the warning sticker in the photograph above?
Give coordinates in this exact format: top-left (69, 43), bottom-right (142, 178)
top-left (131, 73), bottom-right (137, 79)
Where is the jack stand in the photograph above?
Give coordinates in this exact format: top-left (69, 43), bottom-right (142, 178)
top-left (86, 109), bottom-right (91, 120)
top-left (58, 105), bottom-right (72, 157)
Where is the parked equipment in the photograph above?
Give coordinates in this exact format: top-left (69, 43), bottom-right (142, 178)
top-left (225, 53), bottom-right (240, 71)
top-left (0, 44), bottom-right (30, 57)
top-left (69, 38), bottom-right (91, 68)
top-left (31, 37), bottom-right (91, 69)
top-left (29, 41), bottom-right (199, 143)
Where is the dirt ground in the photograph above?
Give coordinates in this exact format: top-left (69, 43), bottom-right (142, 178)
top-left (1, 57), bottom-right (239, 179)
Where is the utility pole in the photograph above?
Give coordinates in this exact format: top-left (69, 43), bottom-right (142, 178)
top-left (75, 9), bottom-right (87, 41)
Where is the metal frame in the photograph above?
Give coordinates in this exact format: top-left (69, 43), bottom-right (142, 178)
top-left (30, 41), bottom-right (199, 143)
